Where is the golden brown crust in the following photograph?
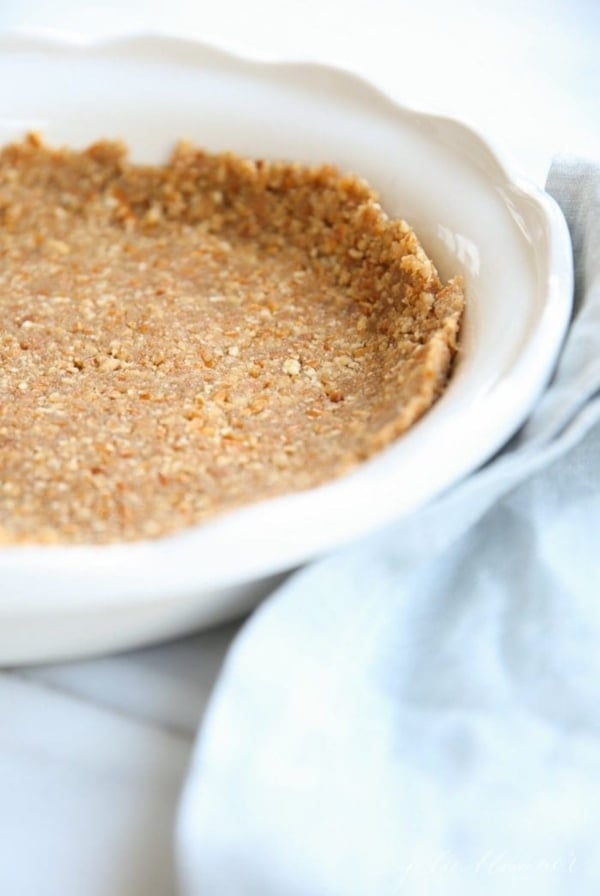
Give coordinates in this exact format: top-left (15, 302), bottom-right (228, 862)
top-left (0, 134), bottom-right (464, 544)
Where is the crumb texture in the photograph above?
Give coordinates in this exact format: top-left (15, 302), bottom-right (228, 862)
top-left (0, 135), bottom-right (464, 544)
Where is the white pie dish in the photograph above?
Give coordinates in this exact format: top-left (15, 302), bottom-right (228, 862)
top-left (0, 32), bottom-right (572, 664)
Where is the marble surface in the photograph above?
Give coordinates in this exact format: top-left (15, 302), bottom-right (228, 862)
top-left (2, 624), bottom-right (240, 895)
top-left (0, 1), bottom-right (598, 893)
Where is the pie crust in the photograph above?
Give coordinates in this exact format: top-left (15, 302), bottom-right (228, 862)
top-left (0, 135), bottom-right (464, 543)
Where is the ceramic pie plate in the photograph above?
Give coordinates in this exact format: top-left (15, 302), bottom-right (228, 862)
top-left (0, 32), bottom-right (572, 664)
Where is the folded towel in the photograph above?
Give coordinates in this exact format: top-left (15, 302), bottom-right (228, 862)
top-left (178, 159), bottom-right (600, 896)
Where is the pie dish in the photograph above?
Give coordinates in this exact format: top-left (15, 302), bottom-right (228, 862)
top-left (0, 33), bottom-right (572, 663)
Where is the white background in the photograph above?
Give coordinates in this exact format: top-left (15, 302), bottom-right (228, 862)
top-left (0, 2), bottom-right (599, 895)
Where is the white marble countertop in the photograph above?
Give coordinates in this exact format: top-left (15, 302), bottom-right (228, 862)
top-left (0, 1), bottom-right (599, 893)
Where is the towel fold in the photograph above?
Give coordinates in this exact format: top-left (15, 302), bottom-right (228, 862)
top-left (178, 159), bottom-right (600, 896)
